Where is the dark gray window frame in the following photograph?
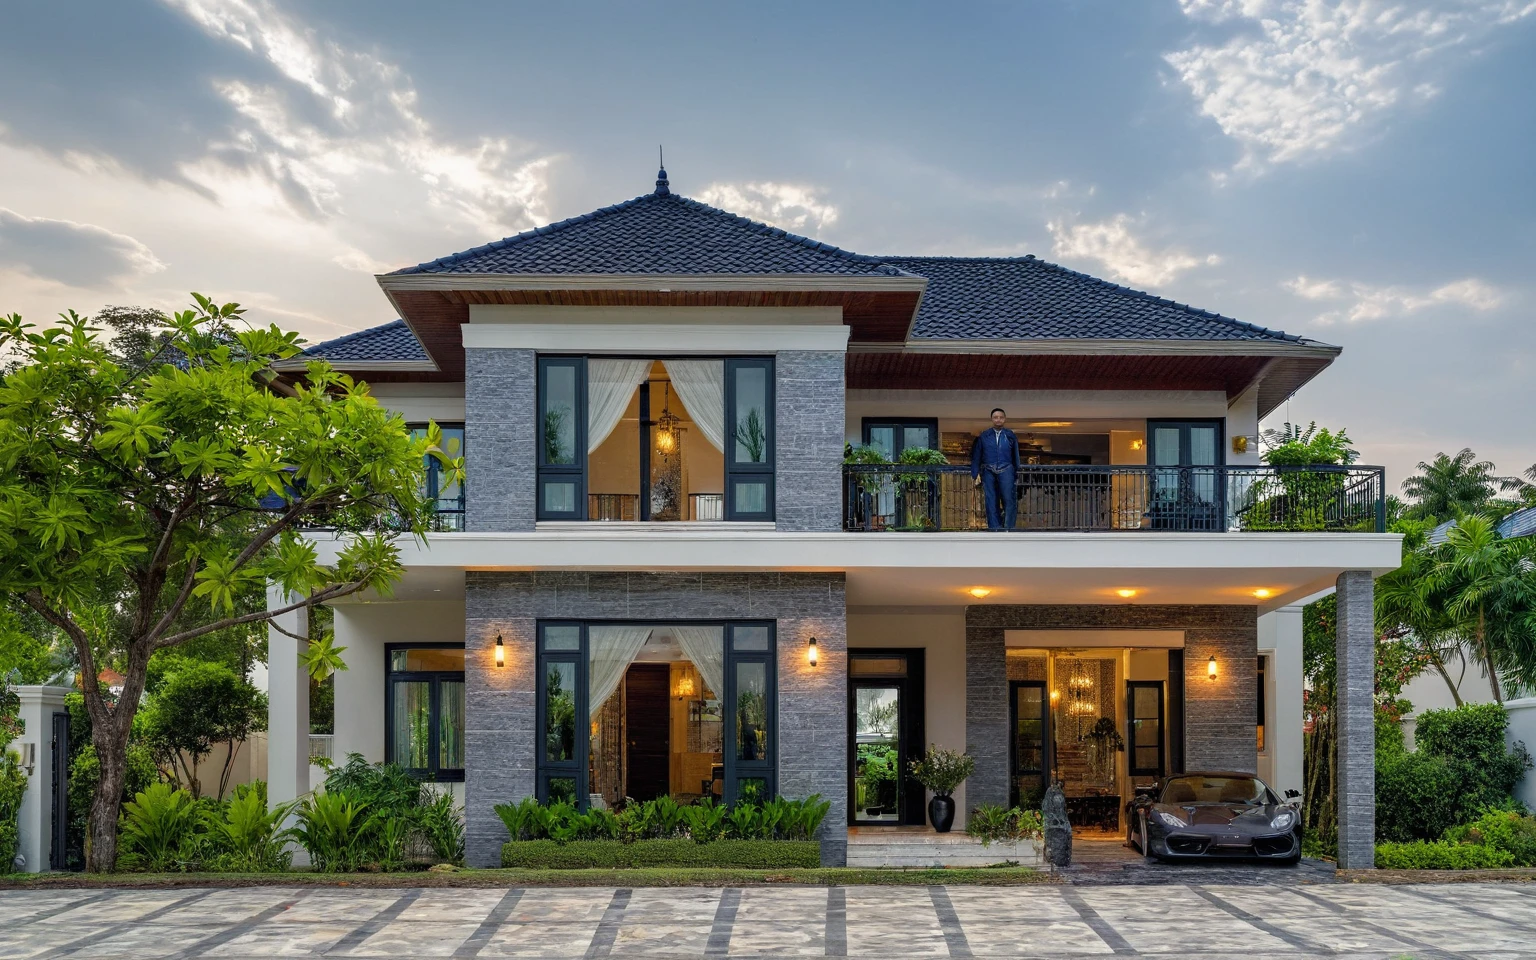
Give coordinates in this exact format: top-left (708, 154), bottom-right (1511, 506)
top-left (1125, 679), bottom-right (1166, 778)
top-left (408, 421), bottom-right (465, 531)
top-left (860, 418), bottom-right (940, 457)
top-left (724, 358), bottom-right (776, 521)
top-left (384, 642), bottom-right (466, 782)
top-left (536, 357), bottom-right (588, 520)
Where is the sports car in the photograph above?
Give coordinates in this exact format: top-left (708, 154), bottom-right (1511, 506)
top-left (1125, 772), bottom-right (1302, 863)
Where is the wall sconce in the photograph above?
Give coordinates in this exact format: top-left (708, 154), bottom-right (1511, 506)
top-left (1130, 438), bottom-right (1144, 451)
top-left (1050, 689), bottom-right (1060, 702)
top-left (494, 635), bottom-right (505, 668)
top-left (807, 637), bottom-right (819, 667)
top-left (17, 742), bottom-right (36, 777)
top-left (1207, 655), bottom-right (1218, 681)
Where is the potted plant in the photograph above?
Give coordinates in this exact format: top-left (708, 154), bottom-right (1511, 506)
top-left (909, 746), bottom-right (975, 833)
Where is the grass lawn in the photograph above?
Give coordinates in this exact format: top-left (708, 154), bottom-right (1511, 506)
top-left (0, 866), bottom-right (1049, 889)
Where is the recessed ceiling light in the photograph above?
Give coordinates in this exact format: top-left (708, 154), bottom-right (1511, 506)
top-left (1028, 421), bottom-right (1073, 428)
top-left (968, 587), bottom-right (992, 599)
top-left (1253, 588), bottom-right (1272, 599)
top-left (1116, 589), bottom-right (1137, 599)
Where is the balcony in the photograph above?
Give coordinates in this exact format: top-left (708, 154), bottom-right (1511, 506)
top-left (842, 463), bottom-right (1386, 533)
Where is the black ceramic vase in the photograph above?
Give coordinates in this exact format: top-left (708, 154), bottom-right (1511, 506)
top-left (928, 795), bottom-right (956, 833)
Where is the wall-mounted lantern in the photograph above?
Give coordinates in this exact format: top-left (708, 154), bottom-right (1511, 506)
top-left (1207, 655), bottom-right (1218, 681)
top-left (807, 636), bottom-right (819, 667)
top-left (495, 634), bottom-right (505, 668)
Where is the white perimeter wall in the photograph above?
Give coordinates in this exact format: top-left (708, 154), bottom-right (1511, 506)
top-left (847, 609), bottom-right (968, 826)
top-left (1257, 607), bottom-right (1304, 799)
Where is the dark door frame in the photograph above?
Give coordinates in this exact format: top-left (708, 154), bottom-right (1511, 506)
top-left (1125, 680), bottom-right (1167, 778)
top-left (847, 648), bottom-right (926, 827)
top-left (1008, 680), bottom-right (1051, 809)
top-left (50, 711), bottom-right (69, 870)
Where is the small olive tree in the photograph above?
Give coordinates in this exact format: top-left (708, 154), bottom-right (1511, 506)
top-left (0, 295), bottom-right (459, 871)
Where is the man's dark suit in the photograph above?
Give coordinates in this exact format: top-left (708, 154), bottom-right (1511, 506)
top-left (970, 427), bottom-right (1021, 530)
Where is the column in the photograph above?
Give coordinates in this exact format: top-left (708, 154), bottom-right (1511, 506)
top-left (1335, 571), bottom-right (1376, 870)
top-left (266, 586), bottom-right (310, 809)
top-left (14, 685), bottom-right (69, 872)
top-left (463, 347), bottom-right (536, 532)
top-left (1269, 606), bottom-right (1305, 799)
top-left (963, 621), bottom-right (1008, 810)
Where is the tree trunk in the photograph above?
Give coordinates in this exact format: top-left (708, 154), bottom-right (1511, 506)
top-left (1478, 609), bottom-right (1503, 705)
top-left (88, 718), bottom-right (131, 873)
top-left (1428, 650), bottom-right (1464, 708)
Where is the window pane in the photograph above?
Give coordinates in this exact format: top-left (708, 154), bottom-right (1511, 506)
top-left (542, 626), bottom-right (581, 651)
top-left (733, 661), bottom-right (768, 761)
top-left (733, 366), bottom-right (768, 463)
top-left (737, 777), bottom-right (767, 805)
top-left (439, 680), bottom-right (465, 769)
top-left (546, 777), bottom-right (577, 804)
top-left (390, 648), bottom-right (466, 672)
top-left (732, 626), bottom-right (770, 651)
top-left (1153, 428), bottom-right (1182, 466)
top-left (544, 661), bottom-right (578, 762)
top-left (543, 480), bottom-right (576, 514)
top-left (732, 480), bottom-right (768, 515)
top-left (849, 658), bottom-right (906, 677)
top-left (868, 426), bottom-right (895, 460)
top-left (544, 365), bottom-right (577, 464)
top-left (392, 681), bottom-right (431, 769)
top-left (902, 426), bottom-right (932, 452)
top-left (1189, 427), bottom-right (1218, 466)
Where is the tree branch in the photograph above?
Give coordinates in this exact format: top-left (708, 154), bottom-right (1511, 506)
top-left (155, 579), bottom-right (367, 650)
top-left (144, 554), bottom-right (202, 646)
top-left (21, 589), bottom-right (107, 726)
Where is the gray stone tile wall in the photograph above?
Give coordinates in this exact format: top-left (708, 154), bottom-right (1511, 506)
top-left (774, 351), bottom-right (845, 532)
top-left (463, 347), bottom-right (535, 532)
top-left (964, 605), bottom-right (1260, 808)
top-left (1335, 570), bottom-right (1376, 870)
top-left (464, 571), bottom-right (848, 867)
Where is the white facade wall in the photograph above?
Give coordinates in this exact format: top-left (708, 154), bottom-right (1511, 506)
top-left (1257, 606), bottom-right (1304, 798)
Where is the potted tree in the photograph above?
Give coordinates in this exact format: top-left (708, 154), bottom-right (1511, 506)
top-left (909, 746), bottom-right (975, 833)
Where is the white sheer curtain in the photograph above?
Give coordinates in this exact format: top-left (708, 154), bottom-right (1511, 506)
top-left (587, 359), bottom-right (652, 453)
top-left (671, 626), bottom-right (725, 702)
top-left (663, 360), bottom-right (726, 452)
top-left (588, 626), bottom-right (653, 712)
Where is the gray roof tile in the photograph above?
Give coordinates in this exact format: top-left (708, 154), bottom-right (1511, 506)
top-left (300, 320), bottom-right (429, 363)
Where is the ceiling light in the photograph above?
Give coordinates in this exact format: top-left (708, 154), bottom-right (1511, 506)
top-left (1253, 588), bottom-right (1273, 599)
top-left (1116, 589), bottom-right (1137, 599)
top-left (968, 587), bottom-right (992, 599)
top-left (1028, 421), bottom-right (1073, 428)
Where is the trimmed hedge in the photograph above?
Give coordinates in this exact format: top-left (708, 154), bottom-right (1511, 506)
top-left (1374, 840), bottom-right (1516, 870)
top-left (501, 839), bottom-right (821, 869)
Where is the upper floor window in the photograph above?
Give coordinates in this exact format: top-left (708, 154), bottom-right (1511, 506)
top-left (537, 357), bottom-right (774, 522)
top-left (409, 423), bottom-right (464, 531)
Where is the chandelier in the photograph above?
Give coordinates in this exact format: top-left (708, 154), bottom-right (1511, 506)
top-left (655, 383), bottom-right (680, 455)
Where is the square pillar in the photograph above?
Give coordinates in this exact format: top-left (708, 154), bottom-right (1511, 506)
top-left (266, 586), bottom-right (310, 809)
top-left (1336, 571), bottom-right (1376, 870)
top-left (1265, 606), bottom-right (1305, 799)
top-left (14, 685), bottom-right (70, 872)
top-left (964, 623), bottom-right (1009, 810)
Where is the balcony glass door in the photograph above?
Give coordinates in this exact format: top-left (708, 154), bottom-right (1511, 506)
top-left (1148, 420), bottom-right (1224, 530)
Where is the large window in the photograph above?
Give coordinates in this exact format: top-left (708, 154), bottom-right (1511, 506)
top-left (537, 357), bottom-right (773, 522)
top-left (386, 644), bottom-right (465, 781)
top-left (535, 621), bottom-right (776, 807)
top-left (409, 423), bottom-right (465, 531)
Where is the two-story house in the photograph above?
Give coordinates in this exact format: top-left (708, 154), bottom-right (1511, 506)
top-left (266, 167), bottom-right (1402, 870)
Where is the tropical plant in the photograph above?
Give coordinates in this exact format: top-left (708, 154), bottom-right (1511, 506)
top-left (0, 297), bottom-right (458, 871)
top-left (543, 407), bottom-right (571, 463)
top-left (1260, 421), bottom-right (1358, 466)
top-left (0, 748), bottom-right (25, 873)
top-left (681, 798), bottom-right (729, 843)
top-left (118, 783), bottom-right (200, 872)
top-left (414, 790), bottom-right (466, 865)
top-left (1424, 515), bottom-right (1536, 702)
top-left (292, 791), bottom-right (374, 872)
top-left (908, 746), bottom-right (975, 797)
top-left (142, 660), bottom-right (267, 799)
top-left (204, 782), bottom-right (295, 872)
top-left (734, 408), bottom-right (767, 463)
top-left (966, 804), bottom-right (1043, 845)
top-left (1401, 448), bottom-right (1524, 520)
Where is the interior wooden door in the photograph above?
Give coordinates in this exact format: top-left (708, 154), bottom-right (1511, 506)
top-left (624, 664), bottom-right (671, 801)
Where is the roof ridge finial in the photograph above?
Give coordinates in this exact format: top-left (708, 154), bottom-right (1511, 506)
top-left (655, 145), bottom-right (670, 196)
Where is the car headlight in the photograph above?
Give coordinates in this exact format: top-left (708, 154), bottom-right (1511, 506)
top-left (1155, 810), bottom-right (1187, 828)
top-left (1270, 810), bottom-right (1295, 829)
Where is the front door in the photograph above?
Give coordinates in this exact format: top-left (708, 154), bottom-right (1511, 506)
top-left (848, 650), bottom-right (925, 825)
top-left (624, 664), bottom-right (670, 802)
top-left (1009, 680), bottom-right (1049, 809)
top-left (1148, 420), bottom-right (1224, 530)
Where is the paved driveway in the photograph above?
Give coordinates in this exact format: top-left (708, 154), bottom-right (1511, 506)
top-left (3, 883), bottom-right (1536, 959)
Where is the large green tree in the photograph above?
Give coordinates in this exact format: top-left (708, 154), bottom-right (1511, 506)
top-left (1401, 448), bottom-right (1524, 520)
top-left (0, 296), bottom-right (457, 871)
top-left (1424, 515), bottom-right (1536, 704)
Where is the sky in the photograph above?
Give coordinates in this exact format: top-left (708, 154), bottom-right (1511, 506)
top-left (1, 0), bottom-right (1533, 489)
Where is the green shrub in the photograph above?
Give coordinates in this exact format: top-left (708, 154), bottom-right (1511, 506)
top-left (500, 838), bottom-right (820, 869)
top-left (909, 748), bottom-right (975, 797)
top-left (496, 794), bottom-right (827, 846)
top-left (119, 783), bottom-right (200, 871)
top-left (0, 750), bottom-right (26, 873)
top-left (1444, 809), bottom-right (1536, 866)
top-left (415, 790), bottom-right (466, 865)
top-left (1376, 703), bottom-right (1530, 842)
top-left (292, 790), bottom-right (374, 872)
top-left (204, 782), bottom-right (295, 872)
top-left (966, 804), bottom-right (1042, 845)
top-left (311, 755), bottom-right (465, 868)
top-left (1375, 840), bottom-right (1516, 870)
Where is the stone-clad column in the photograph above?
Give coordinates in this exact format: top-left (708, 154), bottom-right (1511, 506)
top-left (464, 347), bottom-right (536, 532)
top-left (774, 350), bottom-right (845, 532)
top-left (964, 620), bottom-right (1009, 810)
top-left (1335, 571), bottom-right (1376, 870)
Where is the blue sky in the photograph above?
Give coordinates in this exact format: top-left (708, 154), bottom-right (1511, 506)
top-left (1, 0), bottom-right (1533, 487)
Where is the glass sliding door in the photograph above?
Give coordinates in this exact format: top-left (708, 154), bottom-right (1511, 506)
top-left (1147, 419), bottom-right (1224, 530)
top-left (1009, 680), bottom-right (1049, 809)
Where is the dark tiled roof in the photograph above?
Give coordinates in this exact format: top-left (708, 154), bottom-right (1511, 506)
top-left (300, 320), bottom-right (429, 363)
top-left (881, 256), bottom-right (1309, 343)
top-left (391, 192), bottom-right (912, 278)
top-left (1426, 507), bottom-right (1536, 546)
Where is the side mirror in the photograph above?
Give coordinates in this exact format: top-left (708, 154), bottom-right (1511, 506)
top-left (1133, 784), bottom-right (1158, 802)
top-left (1284, 789), bottom-right (1301, 799)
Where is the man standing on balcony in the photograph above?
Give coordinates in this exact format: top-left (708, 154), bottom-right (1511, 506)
top-left (972, 407), bottom-right (1021, 530)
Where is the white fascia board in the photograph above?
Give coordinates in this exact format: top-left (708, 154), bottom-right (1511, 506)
top-left (271, 359), bottom-right (440, 372)
top-left (308, 530), bottom-right (1403, 577)
top-left (467, 305), bottom-right (843, 325)
top-left (377, 273), bottom-right (928, 294)
top-left (460, 321), bottom-right (851, 353)
top-left (851, 340), bottom-right (1341, 358)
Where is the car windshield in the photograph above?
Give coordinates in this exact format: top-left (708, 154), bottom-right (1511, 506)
top-left (1160, 776), bottom-right (1269, 805)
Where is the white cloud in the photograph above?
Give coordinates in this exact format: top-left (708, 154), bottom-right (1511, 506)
top-left (163, 0), bottom-right (556, 239)
top-left (695, 181), bottom-right (839, 232)
top-left (1047, 214), bottom-right (1220, 287)
top-left (1284, 273), bottom-right (1504, 323)
top-left (1167, 0), bottom-right (1536, 168)
top-left (0, 208), bottom-right (164, 288)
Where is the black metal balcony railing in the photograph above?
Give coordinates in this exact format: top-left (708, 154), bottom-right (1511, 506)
top-left (842, 463), bottom-right (1386, 533)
